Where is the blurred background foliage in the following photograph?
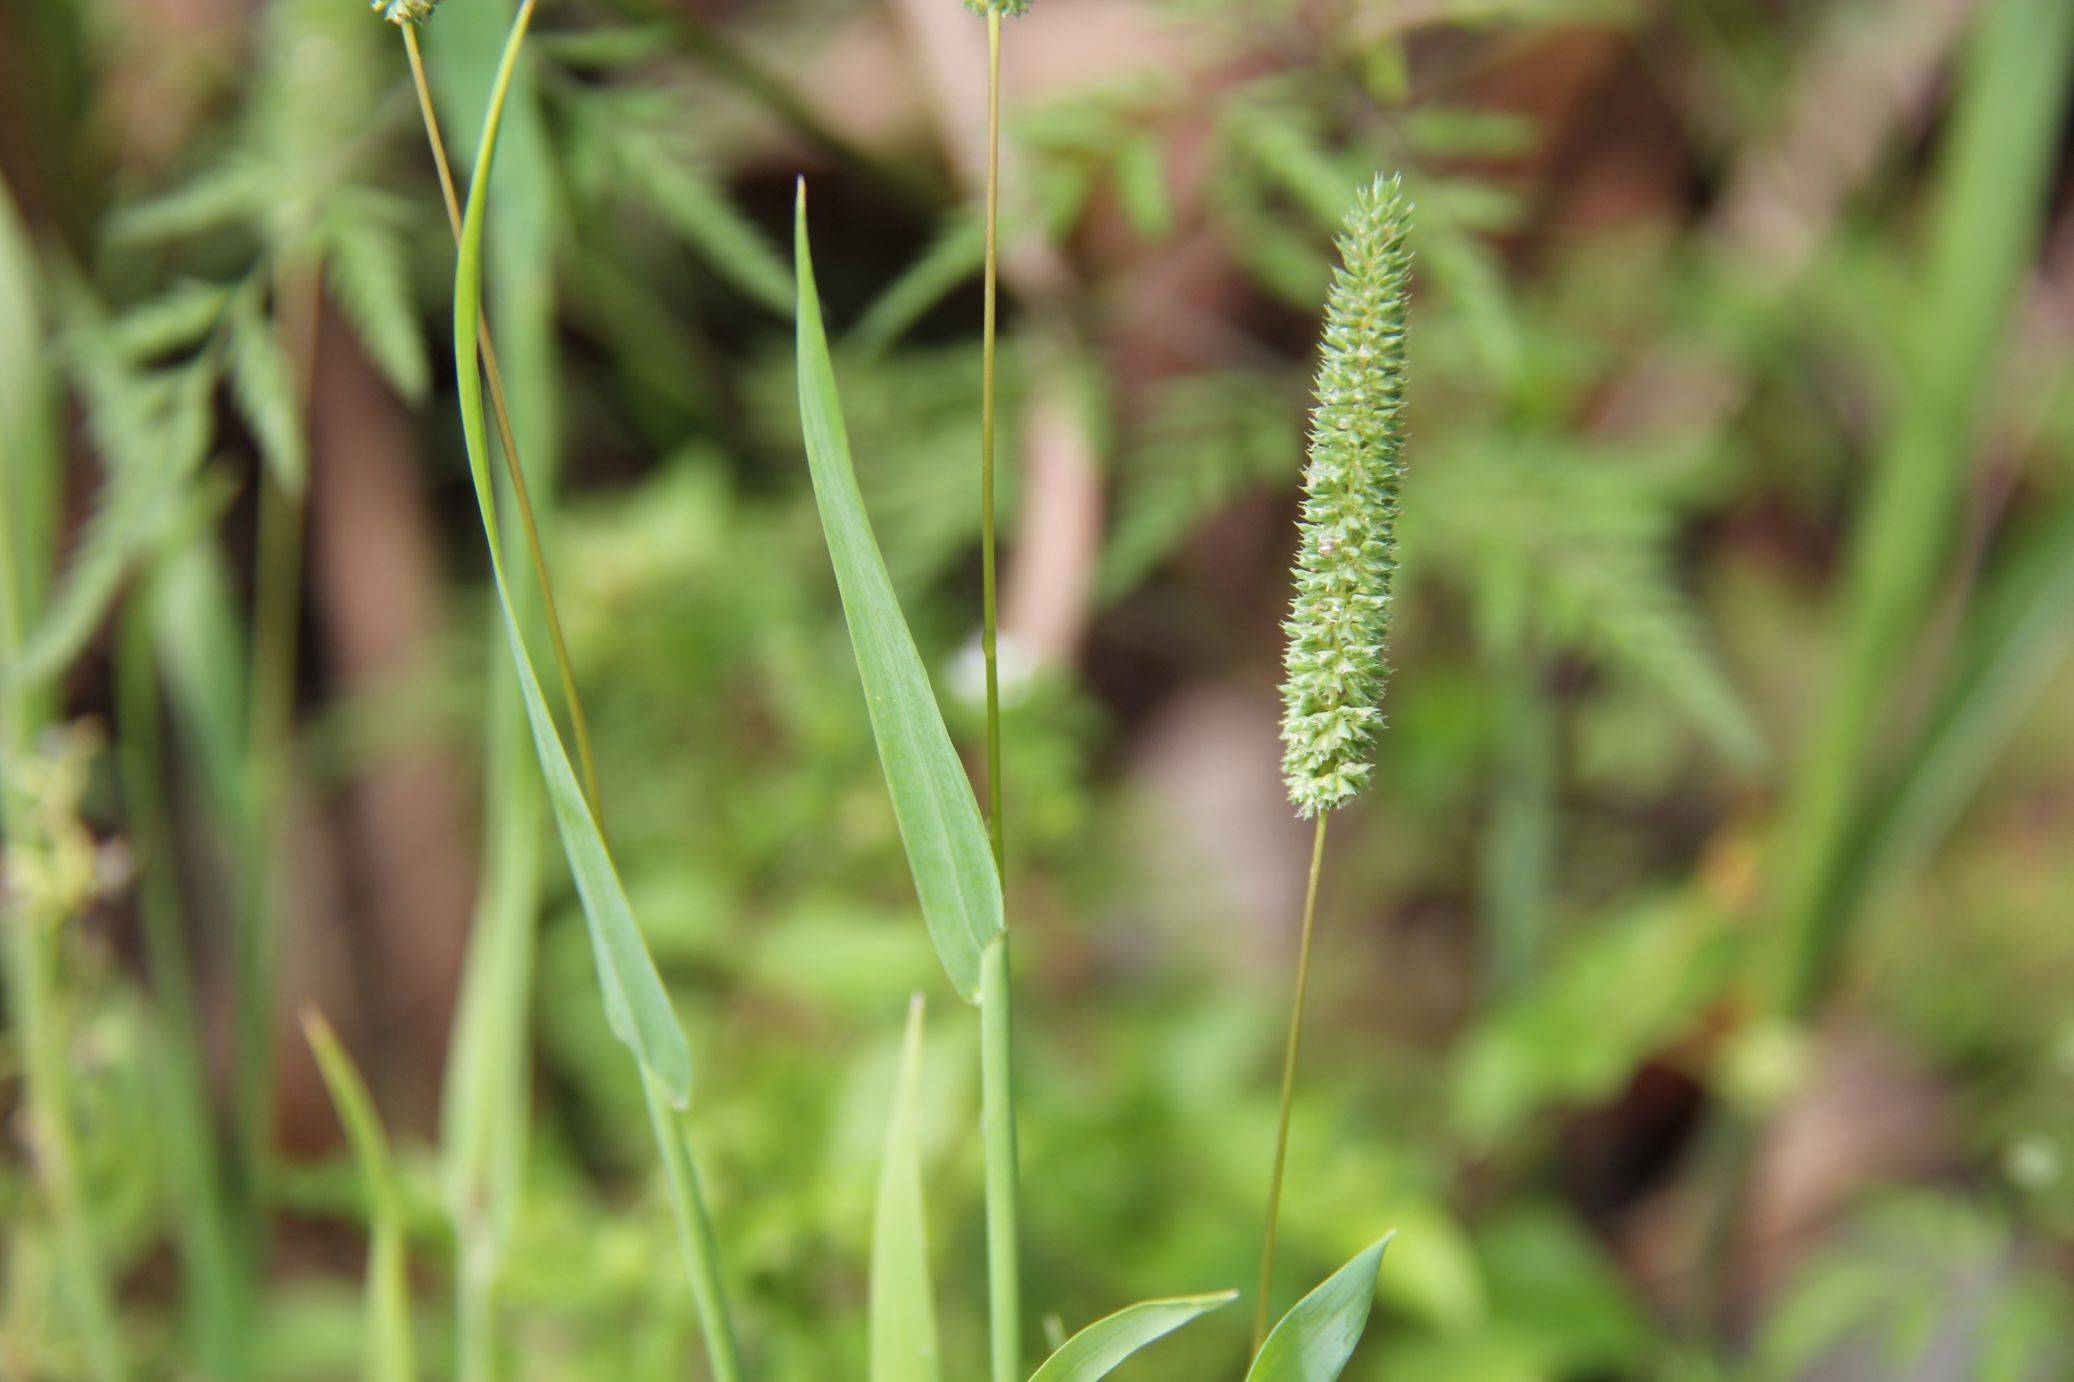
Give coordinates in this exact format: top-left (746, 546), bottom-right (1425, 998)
top-left (2, 0), bottom-right (2072, 1377)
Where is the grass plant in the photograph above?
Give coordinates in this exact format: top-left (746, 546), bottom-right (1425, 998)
top-left (1254, 175), bottom-right (1412, 1353)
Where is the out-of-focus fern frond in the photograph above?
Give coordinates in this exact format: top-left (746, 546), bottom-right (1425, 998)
top-left (322, 193), bottom-right (429, 402)
top-left (102, 284), bottom-right (235, 364)
top-left (1101, 370), bottom-right (1302, 601)
top-left (226, 289), bottom-right (307, 493)
top-left (1405, 435), bottom-right (1763, 768)
top-left (9, 348), bottom-right (221, 691)
top-left (566, 88), bottom-right (792, 316)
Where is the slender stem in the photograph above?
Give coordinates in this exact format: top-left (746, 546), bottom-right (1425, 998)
top-left (117, 608), bottom-right (249, 1380)
top-left (403, 24), bottom-right (602, 816)
top-left (644, 1075), bottom-right (746, 1382)
top-left (979, 935), bottom-right (1021, 1382)
top-left (446, 5), bottom-right (746, 1369)
top-left (1253, 813), bottom-right (1331, 1352)
top-left (977, 11), bottom-right (1022, 1382)
top-left (979, 6), bottom-right (1005, 873)
top-left (235, 265), bottom-right (321, 1222)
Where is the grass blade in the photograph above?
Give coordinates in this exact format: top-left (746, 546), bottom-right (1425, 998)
top-left (1768, 0), bottom-right (2074, 1012)
top-left (792, 181), bottom-right (1005, 1002)
top-left (1246, 1233), bottom-right (1394, 1382)
top-left (871, 995), bottom-right (940, 1382)
top-left (1027, 1290), bottom-right (1237, 1382)
top-left (1830, 497), bottom-right (2074, 933)
top-left (451, 0), bottom-right (692, 1107)
top-left (300, 1011), bottom-right (414, 1382)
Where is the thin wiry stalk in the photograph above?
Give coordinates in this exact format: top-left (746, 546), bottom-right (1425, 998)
top-left (1252, 813), bottom-right (1328, 1350)
top-left (645, 1075), bottom-right (746, 1382)
top-left (400, 26), bottom-right (603, 1374)
top-left (401, 23), bottom-right (601, 814)
top-left (442, 2), bottom-right (744, 1369)
top-left (977, 7), bottom-right (1022, 1380)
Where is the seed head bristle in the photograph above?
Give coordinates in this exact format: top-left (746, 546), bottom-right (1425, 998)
top-left (372, 0), bottom-right (441, 26)
top-left (1278, 173), bottom-right (1413, 819)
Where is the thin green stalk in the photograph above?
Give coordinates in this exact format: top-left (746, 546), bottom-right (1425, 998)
top-left (977, 9), bottom-right (1022, 1380)
top-left (116, 603), bottom-right (248, 1380)
top-left (1253, 812), bottom-right (1329, 1352)
top-left (979, 6), bottom-right (1004, 873)
top-left (645, 1076), bottom-right (746, 1382)
top-left (403, 26), bottom-right (591, 1372)
top-left (979, 935), bottom-right (1021, 1382)
top-left (450, 1), bottom-right (742, 1365)
top-left (401, 23), bottom-right (601, 815)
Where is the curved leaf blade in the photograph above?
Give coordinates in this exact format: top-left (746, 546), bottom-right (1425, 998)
top-left (1028, 1290), bottom-right (1238, 1382)
top-left (301, 1010), bottom-right (414, 1382)
top-left (451, 0), bottom-right (692, 1107)
top-left (1246, 1233), bottom-right (1394, 1382)
top-left (870, 995), bottom-right (940, 1382)
top-left (792, 182), bottom-right (1003, 1002)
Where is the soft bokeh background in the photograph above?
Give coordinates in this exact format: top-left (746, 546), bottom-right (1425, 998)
top-left (3, 0), bottom-right (2072, 1376)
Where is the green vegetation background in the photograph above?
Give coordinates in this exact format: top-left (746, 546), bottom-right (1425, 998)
top-left (1, 0), bottom-right (2071, 1377)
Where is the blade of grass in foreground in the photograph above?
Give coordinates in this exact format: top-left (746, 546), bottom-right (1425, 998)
top-left (451, 0), bottom-right (690, 1108)
top-left (791, 182), bottom-right (1005, 1003)
top-left (1246, 1233), bottom-right (1393, 1382)
top-left (301, 1011), bottom-right (414, 1382)
top-left (1027, 1291), bottom-right (1237, 1382)
top-left (796, 176), bottom-right (1020, 1377)
top-left (452, 10), bottom-right (742, 1378)
top-left (1767, 0), bottom-right (2074, 1015)
top-left (871, 996), bottom-right (940, 1382)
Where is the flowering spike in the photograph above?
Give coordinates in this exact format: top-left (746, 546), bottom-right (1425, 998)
top-left (1279, 174), bottom-right (1413, 818)
top-left (372, 0), bottom-right (440, 26)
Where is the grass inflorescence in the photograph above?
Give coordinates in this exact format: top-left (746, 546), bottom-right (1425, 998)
top-left (1279, 174), bottom-right (1413, 821)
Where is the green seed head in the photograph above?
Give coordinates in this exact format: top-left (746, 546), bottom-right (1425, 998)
top-left (1279, 173), bottom-right (1413, 819)
top-left (371, 0), bottom-right (440, 25)
top-left (963, 0), bottom-right (1034, 15)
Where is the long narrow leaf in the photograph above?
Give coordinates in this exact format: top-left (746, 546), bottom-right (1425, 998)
top-left (1833, 498), bottom-right (2074, 928)
top-left (301, 1011), bottom-right (414, 1382)
top-left (451, 0), bottom-right (692, 1107)
top-left (793, 182), bottom-right (1004, 1002)
top-left (1246, 1233), bottom-right (1394, 1382)
top-left (1027, 1290), bottom-right (1237, 1382)
top-left (870, 995), bottom-right (940, 1382)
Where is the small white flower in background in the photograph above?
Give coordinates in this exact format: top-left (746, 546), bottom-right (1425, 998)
top-left (951, 631), bottom-right (1036, 709)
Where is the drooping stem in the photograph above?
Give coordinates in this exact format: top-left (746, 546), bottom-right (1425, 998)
top-left (447, 2), bottom-right (744, 1369)
top-left (645, 1075), bottom-right (746, 1382)
top-left (1253, 812), bottom-right (1330, 1352)
top-left (977, 9), bottom-right (1022, 1381)
top-left (403, 23), bottom-right (601, 815)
